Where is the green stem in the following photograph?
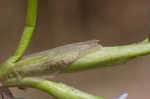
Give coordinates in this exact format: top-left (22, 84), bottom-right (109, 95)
top-left (0, 0), bottom-right (38, 80)
top-left (4, 77), bottom-right (104, 99)
top-left (10, 0), bottom-right (38, 63)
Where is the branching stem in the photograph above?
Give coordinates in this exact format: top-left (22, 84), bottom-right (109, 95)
top-left (9, 0), bottom-right (38, 63)
top-left (0, 0), bottom-right (38, 80)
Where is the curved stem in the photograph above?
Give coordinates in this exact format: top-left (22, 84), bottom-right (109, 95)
top-left (0, 0), bottom-right (38, 80)
top-left (10, 0), bottom-right (38, 63)
top-left (4, 77), bottom-right (104, 99)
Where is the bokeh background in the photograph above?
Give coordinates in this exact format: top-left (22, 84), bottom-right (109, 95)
top-left (0, 0), bottom-right (150, 99)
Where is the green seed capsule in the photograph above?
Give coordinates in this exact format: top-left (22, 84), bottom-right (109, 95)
top-left (10, 40), bottom-right (102, 77)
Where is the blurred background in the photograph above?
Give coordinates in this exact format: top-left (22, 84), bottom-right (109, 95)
top-left (0, 0), bottom-right (150, 99)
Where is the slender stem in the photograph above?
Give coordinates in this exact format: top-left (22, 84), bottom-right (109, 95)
top-left (0, 0), bottom-right (38, 80)
top-left (4, 77), bottom-right (104, 99)
top-left (10, 0), bottom-right (38, 63)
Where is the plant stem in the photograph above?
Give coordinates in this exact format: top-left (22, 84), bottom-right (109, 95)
top-left (10, 0), bottom-right (38, 63)
top-left (4, 77), bottom-right (104, 99)
top-left (0, 0), bottom-right (38, 80)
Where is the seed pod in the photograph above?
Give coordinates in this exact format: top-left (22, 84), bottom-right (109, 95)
top-left (10, 40), bottom-right (102, 77)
